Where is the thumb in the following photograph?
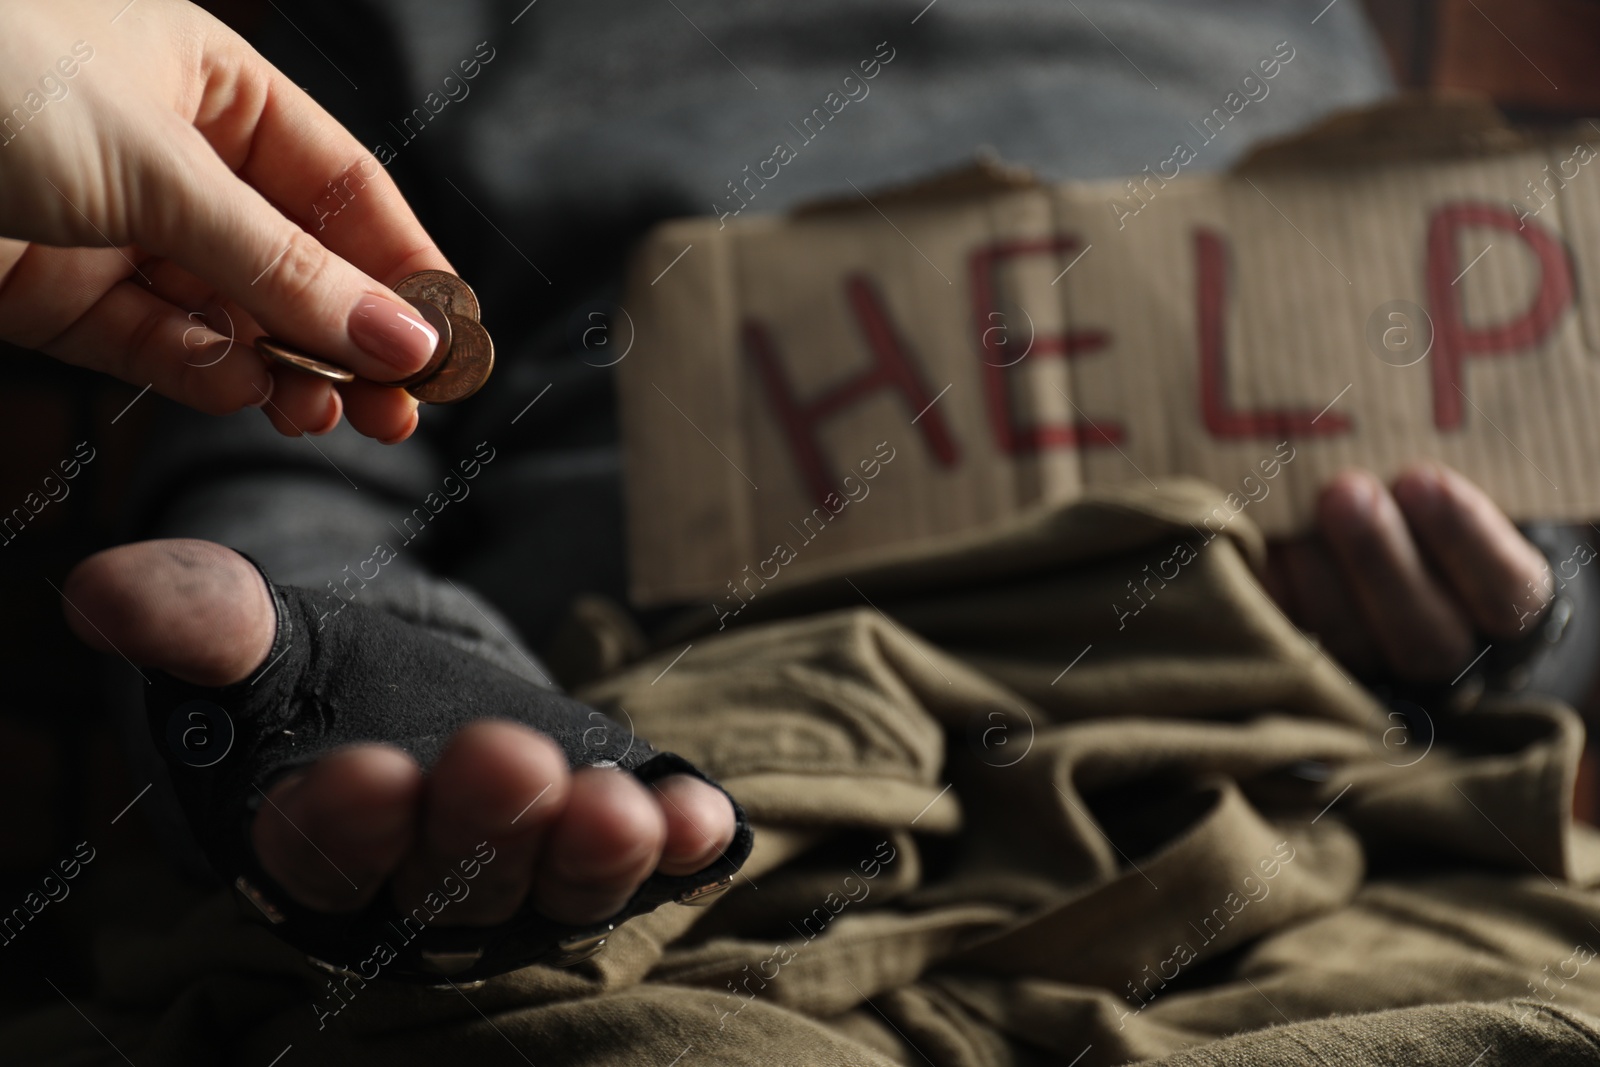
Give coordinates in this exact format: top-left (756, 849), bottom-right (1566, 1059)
top-left (140, 124), bottom-right (441, 384)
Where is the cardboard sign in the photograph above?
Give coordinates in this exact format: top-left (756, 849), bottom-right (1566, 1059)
top-left (617, 99), bottom-right (1600, 606)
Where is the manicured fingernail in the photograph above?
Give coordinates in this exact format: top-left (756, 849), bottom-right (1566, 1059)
top-left (350, 294), bottom-right (438, 374)
top-left (378, 408), bottom-right (420, 447)
top-left (308, 391), bottom-right (342, 436)
top-left (248, 375), bottom-right (275, 409)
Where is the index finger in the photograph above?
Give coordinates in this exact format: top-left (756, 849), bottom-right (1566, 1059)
top-left (193, 39), bottom-right (452, 288)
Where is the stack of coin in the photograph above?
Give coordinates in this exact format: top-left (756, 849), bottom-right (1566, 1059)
top-left (254, 271), bottom-right (494, 404)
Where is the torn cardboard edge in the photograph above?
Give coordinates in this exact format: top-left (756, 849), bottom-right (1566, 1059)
top-left (794, 95), bottom-right (1584, 213)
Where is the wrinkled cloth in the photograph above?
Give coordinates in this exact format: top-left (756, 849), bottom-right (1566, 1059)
top-left (11, 478), bottom-right (1600, 1065)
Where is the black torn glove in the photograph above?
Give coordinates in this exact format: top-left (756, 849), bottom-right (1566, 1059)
top-left (144, 557), bottom-right (752, 986)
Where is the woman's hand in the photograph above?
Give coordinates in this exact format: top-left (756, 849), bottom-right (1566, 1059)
top-left (0, 0), bottom-right (450, 442)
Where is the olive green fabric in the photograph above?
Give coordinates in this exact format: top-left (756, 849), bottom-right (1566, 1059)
top-left (13, 478), bottom-right (1600, 1066)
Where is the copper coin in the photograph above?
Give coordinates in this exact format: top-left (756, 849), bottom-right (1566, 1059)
top-left (255, 337), bottom-right (356, 383)
top-left (390, 298), bottom-right (454, 388)
top-left (408, 314), bottom-right (493, 403)
top-left (394, 270), bottom-right (480, 322)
